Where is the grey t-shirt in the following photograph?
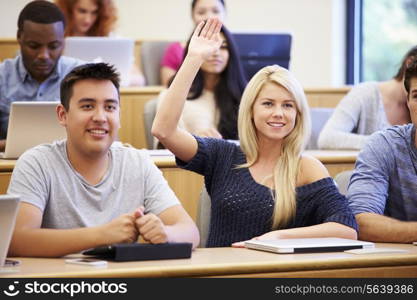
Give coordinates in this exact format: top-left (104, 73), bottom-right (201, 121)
top-left (8, 140), bottom-right (180, 229)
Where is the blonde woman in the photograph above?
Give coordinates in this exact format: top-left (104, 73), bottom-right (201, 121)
top-left (152, 18), bottom-right (358, 247)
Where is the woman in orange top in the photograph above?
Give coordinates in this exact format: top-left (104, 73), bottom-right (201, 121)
top-left (55, 0), bottom-right (145, 86)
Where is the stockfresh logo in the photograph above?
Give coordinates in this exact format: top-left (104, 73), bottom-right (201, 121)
top-left (3, 281), bottom-right (20, 297)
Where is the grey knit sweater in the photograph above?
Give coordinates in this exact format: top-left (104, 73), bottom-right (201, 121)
top-left (318, 82), bottom-right (390, 150)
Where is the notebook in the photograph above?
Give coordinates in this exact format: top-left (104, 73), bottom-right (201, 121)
top-left (0, 195), bottom-right (20, 267)
top-left (0, 102), bottom-right (66, 159)
top-left (63, 37), bottom-right (134, 86)
top-left (244, 238), bottom-right (375, 254)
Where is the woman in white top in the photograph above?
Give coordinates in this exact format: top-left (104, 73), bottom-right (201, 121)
top-left (158, 24), bottom-right (246, 141)
top-left (318, 46), bottom-right (416, 150)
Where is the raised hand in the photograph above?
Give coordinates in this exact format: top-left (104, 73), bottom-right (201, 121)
top-left (151, 18), bottom-right (223, 164)
top-left (187, 17), bottom-right (223, 61)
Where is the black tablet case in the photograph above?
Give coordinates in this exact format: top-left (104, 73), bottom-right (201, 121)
top-left (82, 243), bottom-right (192, 262)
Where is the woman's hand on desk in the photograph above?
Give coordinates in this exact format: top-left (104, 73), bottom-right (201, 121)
top-left (231, 231), bottom-right (287, 248)
top-left (232, 223), bottom-right (358, 247)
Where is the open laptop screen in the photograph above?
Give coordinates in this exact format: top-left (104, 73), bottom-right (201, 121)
top-left (63, 37), bottom-right (134, 86)
top-left (0, 195), bottom-right (20, 267)
top-left (2, 102), bottom-right (66, 159)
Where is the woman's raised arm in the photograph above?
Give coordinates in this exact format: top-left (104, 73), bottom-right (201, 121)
top-left (152, 18), bottom-right (222, 162)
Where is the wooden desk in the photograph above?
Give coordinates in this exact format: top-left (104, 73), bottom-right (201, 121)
top-left (1, 85), bottom-right (350, 150)
top-left (0, 38), bottom-right (19, 62)
top-left (0, 159), bottom-right (14, 197)
top-left (305, 87), bottom-right (350, 108)
top-left (305, 150), bottom-right (358, 176)
top-left (119, 87), bottom-right (351, 149)
top-left (0, 150), bottom-right (357, 221)
top-left (0, 36), bottom-right (350, 149)
top-left (119, 86), bottom-right (164, 149)
top-left (154, 157), bottom-right (203, 222)
top-left (1, 243), bottom-right (416, 278)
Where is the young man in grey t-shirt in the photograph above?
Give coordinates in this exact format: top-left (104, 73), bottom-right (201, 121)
top-left (8, 63), bottom-right (199, 257)
top-left (347, 59), bottom-right (417, 243)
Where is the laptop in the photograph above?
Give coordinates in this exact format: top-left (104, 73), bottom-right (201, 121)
top-left (244, 238), bottom-right (375, 254)
top-left (63, 37), bottom-right (134, 86)
top-left (0, 102), bottom-right (66, 159)
top-left (0, 194), bottom-right (20, 267)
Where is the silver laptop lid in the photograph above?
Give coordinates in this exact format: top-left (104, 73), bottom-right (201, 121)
top-left (245, 238), bottom-right (375, 254)
top-left (4, 102), bottom-right (66, 159)
top-left (63, 37), bottom-right (134, 86)
top-left (0, 195), bottom-right (20, 267)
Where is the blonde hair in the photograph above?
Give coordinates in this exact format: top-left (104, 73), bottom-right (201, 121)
top-left (238, 65), bottom-right (311, 229)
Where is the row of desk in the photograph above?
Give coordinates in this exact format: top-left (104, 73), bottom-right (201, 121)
top-left (1, 149), bottom-right (415, 279)
top-left (1, 243), bottom-right (417, 278)
top-left (0, 150), bottom-right (358, 222)
top-left (119, 86), bottom-right (350, 149)
top-left (118, 86), bottom-right (350, 149)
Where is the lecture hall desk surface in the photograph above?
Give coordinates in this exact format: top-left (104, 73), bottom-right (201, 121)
top-left (1, 243), bottom-right (417, 278)
top-left (0, 150), bottom-right (359, 176)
